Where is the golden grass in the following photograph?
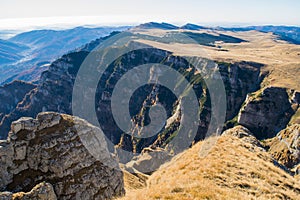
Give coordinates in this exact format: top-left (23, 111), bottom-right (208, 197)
top-left (122, 168), bottom-right (148, 191)
top-left (131, 29), bottom-right (300, 91)
top-left (118, 130), bottom-right (300, 200)
top-left (289, 107), bottom-right (300, 125)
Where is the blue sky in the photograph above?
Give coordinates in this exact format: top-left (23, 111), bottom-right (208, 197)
top-left (0, 0), bottom-right (299, 29)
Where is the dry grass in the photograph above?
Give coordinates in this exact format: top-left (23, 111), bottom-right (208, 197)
top-left (131, 29), bottom-right (300, 91)
top-left (118, 130), bottom-right (300, 200)
top-left (122, 168), bottom-right (148, 191)
top-left (289, 108), bottom-right (300, 125)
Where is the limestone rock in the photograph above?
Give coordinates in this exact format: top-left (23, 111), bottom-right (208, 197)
top-left (0, 112), bottom-right (125, 200)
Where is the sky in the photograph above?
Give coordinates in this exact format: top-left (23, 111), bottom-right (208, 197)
top-left (0, 0), bottom-right (299, 30)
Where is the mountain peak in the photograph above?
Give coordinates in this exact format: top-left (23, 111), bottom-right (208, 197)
top-left (180, 23), bottom-right (209, 30)
top-left (135, 22), bottom-right (179, 30)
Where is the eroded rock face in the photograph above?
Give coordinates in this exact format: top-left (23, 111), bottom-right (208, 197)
top-left (238, 87), bottom-right (296, 139)
top-left (0, 112), bottom-right (124, 200)
top-left (267, 124), bottom-right (300, 169)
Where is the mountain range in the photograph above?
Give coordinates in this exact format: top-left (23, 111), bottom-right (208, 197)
top-left (0, 26), bottom-right (130, 84)
top-left (0, 22), bottom-right (299, 199)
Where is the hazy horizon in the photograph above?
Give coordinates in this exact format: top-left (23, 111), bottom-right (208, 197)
top-left (1, 0), bottom-right (299, 31)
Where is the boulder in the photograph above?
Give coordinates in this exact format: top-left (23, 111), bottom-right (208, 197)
top-left (0, 112), bottom-right (124, 200)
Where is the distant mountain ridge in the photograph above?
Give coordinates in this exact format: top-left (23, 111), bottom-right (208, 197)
top-left (135, 22), bottom-right (179, 30)
top-left (0, 26), bottom-right (130, 85)
top-left (180, 23), bottom-right (209, 30)
top-left (0, 39), bottom-right (29, 65)
top-left (219, 25), bottom-right (300, 44)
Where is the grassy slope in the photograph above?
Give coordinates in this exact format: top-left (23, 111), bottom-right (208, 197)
top-left (118, 126), bottom-right (300, 200)
top-left (132, 29), bottom-right (300, 91)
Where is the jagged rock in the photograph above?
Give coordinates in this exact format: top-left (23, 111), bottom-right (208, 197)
top-left (124, 147), bottom-right (172, 174)
top-left (267, 124), bottom-right (300, 169)
top-left (0, 112), bottom-right (124, 200)
top-left (238, 87), bottom-right (295, 139)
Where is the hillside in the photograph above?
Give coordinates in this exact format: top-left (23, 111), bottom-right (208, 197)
top-left (132, 28), bottom-right (300, 91)
top-left (120, 126), bottom-right (300, 200)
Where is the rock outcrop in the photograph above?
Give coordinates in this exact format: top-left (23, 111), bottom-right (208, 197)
top-left (267, 124), bottom-right (300, 170)
top-left (0, 112), bottom-right (124, 200)
top-left (238, 87), bottom-right (296, 139)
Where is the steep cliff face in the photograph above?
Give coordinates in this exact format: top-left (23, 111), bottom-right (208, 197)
top-left (0, 81), bottom-right (36, 122)
top-left (0, 38), bottom-right (265, 158)
top-left (0, 112), bottom-right (124, 200)
top-left (217, 61), bottom-right (264, 121)
top-left (238, 87), bottom-right (298, 139)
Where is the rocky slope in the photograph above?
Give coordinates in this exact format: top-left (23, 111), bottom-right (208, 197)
top-left (0, 81), bottom-right (36, 122)
top-left (0, 112), bottom-right (124, 200)
top-left (119, 126), bottom-right (300, 199)
top-left (265, 124), bottom-right (300, 171)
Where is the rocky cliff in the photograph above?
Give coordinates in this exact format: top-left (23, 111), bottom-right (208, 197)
top-left (0, 30), bottom-right (298, 166)
top-left (0, 112), bottom-right (124, 200)
top-left (0, 41), bottom-right (265, 157)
